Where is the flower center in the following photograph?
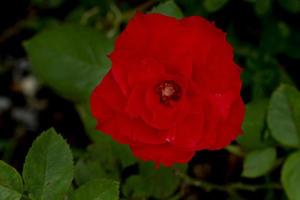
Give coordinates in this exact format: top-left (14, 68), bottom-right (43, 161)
top-left (156, 80), bottom-right (181, 106)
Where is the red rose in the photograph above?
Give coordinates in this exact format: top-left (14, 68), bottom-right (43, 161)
top-left (91, 13), bottom-right (245, 166)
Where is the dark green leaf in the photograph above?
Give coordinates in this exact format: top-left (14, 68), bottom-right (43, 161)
top-left (85, 137), bottom-right (136, 176)
top-left (244, 58), bottom-right (281, 99)
top-left (238, 99), bottom-right (270, 150)
top-left (278, 0), bottom-right (300, 13)
top-left (260, 21), bottom-right (290, 55)
top-left (31, 0), bottom-right (65, 8)
top-left (255, 0), bottom-right (272, 16)
top-left (0, 161), bottom-right (23, 200)
top-left (76, 104), bottom-right (136, 175)
top-left (242, 148), bottom-right (276, 178)
top-left (22, 128), bottom-right (73, 200)
top-left (70, 179), bottom-right (119, 200)
top-left (284, 29), bottom-right (300, 59)
top-left (281, 151), bottom-right (300, 200)
top-left (74, 160), bottom-right (107, 185)
top-left (123, 163), bottom-right (185, 199)
top-left (150, 0), bottom-right (184, 18)
top-left (268, 85), bottom-right (300, 147)
top-left (203, 0), bottom-right (229, 12)
top-left (24, 24), bottom-right (113, 102)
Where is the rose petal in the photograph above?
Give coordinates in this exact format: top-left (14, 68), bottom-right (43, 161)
top-left (130, 143), bottom-right (195, 166)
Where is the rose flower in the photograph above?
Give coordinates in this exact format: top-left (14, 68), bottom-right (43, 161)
top-left (91, 13), bottom-right (245, 166)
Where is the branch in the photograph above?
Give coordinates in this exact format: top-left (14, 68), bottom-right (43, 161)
top-left (175, 170), bottom-right (282, 193)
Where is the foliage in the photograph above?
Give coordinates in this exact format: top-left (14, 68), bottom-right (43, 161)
top-left (1, 0), bottom-right (300, 199)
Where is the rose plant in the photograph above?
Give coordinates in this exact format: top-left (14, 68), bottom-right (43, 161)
top-left (1, 0), bottom-right (300, 199)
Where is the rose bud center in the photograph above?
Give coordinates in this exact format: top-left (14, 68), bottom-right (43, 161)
top-left (156, 80), bottom-right (181, 106)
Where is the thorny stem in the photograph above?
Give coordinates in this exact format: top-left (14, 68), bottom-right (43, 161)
top-left (174, 170), bottom-right (282, 193)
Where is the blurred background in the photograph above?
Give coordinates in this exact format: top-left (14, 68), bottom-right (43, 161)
top-left (1, 0), bottom-right (300, 199)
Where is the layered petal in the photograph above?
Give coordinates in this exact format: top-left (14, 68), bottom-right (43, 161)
top-left (130, 143), bottom-right (195, 166)
top-left (91, 13), bottom-right (245, 167)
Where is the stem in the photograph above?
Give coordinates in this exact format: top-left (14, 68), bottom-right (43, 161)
top-left (174, 170), bottom-right (282, 192)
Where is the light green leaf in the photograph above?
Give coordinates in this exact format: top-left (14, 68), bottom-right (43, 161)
top-left (0, 161), bottom-right (23, 200)
top-left (70, 179), bottom-right (119, 200)
top-left (150, 0), bottom-right (184, 18)
top-left (268, 84), bottom-right (300, 147)
top-left (278, 0), bottom-right (300, 13)
top-left (22, 128), bottom-right (73, 200)
top-left (24, 24), bottom-right (113, 102)
top-left (242, 148), bottom-right (276, 178)
top-left (123, 163), bottom-right (185, 199)
top-left (238, 99), bottom-right (270, 150)
top-left (281, 151), bottom-right (300, 200)
top-left (203, 0), bottom-right (229, 12)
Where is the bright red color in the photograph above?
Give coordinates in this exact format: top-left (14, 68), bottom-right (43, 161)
top-left (91, 13), bottom-right (245, 166)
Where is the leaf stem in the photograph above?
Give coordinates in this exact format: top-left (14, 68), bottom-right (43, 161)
top-left (174, 170), bottom-right (282, 192)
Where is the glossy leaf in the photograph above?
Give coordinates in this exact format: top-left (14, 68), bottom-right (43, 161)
top-left (22, 128), bottom-right (73, 200)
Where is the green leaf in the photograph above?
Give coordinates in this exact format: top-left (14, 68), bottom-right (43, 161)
top-left (268, 84), bottom-right (300, 147)
top-left (281, 151), bottom-right (300, 200)
top-left (31, 0), bottom-right (65, 8)
top-left (238, 99), bottom-right (270, 150)
top-left (74, 160), bottom-right (107, 185)
top-left (76, 104), bottom-right (136, 179)
top-left (203, 0), bottom-right (229, 12)
top-left (260, 21), bottom-right (290, 55)
top-left (24, 24), bottom-right (113, 102)
top-left (242, 148), bottom-right (276, 178)
top-left (85, 137), bottom-right (136, 176)
top-left (123, 163), bottom-right (185, 199)
top-left (0, 187), bottom-right (22, 200)
top-left (150, 0), bottom-right (184, 18)
top-left (22, 128), bottom-right (73, 200)
top-left (284, 29), bottom-right (300, 59)
top-left (278, 0), bottom-right (300, 13)
top-left (70, 179), bottom-right (119, 200)
top-left (0, 161), bottom-right (23, 200)
top-left (244, 58), bottom-right (281, 99)
top-left (255, 0), bottom-right (272, 16)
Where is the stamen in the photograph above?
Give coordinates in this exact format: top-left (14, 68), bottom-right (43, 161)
top-left (156, 80), bottom-right (182, 106)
